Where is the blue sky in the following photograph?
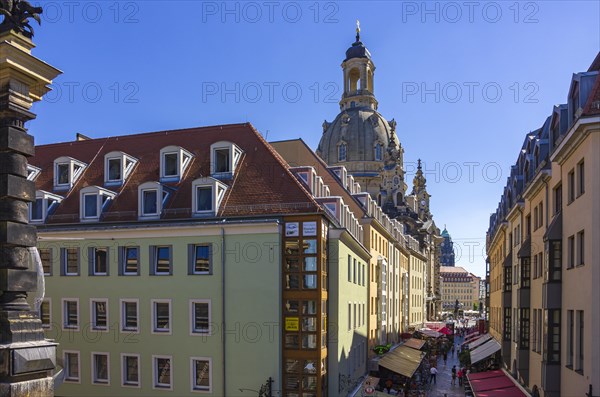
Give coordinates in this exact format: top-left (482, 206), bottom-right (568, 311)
top-left (28, 1), bottom-right (600, 277)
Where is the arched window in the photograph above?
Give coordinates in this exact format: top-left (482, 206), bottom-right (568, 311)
top-left (338, 143), bottom-right (347, 162)
top-left (375, 143), bottom-right (383, 161)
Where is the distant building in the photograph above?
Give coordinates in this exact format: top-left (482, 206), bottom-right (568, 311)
top-left (440, 267), bottom-right (480, 312)
top-left (440, 227), bottom-right (456, 266)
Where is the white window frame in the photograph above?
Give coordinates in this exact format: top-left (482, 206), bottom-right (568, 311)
top-left (79, 186), bottom-right (116, 222)
top-left (104, 151), bottom-right (138, 185)
top-left (121, 353), bottom-right (141, 388)
top-left (151, 299), bottom-right (172, 335)
top-left (39, 298), bottom-right (52, 329)
top-left (190, 299), bottom-right (211, 336)
top-left (121, 246), bottom-right (139, 276)
top-left (62, 298), bottom-right (79, 331)
top-left (29, 190), bottom-right (63, 223)
top-left (120, 299), bottom-right (139, 333)
top-left (190, 357), bottom-right (212, 393)
top-left (90, 298), bottom-right (109, 332)
top-left (191, 244), bottom-right (212, 275)
top-left (160, 145), bottom-right (193, 181)
top-left (192, 177), bottom-right (227, 216)
top-left (210, 141), bottom-right (243, 177)
top-left (27, 164), bottom-right (41, 181)
top-left (91, 352), bottom-right (110, 386)
top-left (152, 355), bottom-right (173, 390)
top-left (138, 181), bottom-right (171, 219)
top-left (53, 156), bottom-right (87, 190)
top-left (91, 247), bottom-right (109, 276)
top-left (63, 350), bottom-right (81, 383)
top-left (62, 247), bottom-right (79, 276)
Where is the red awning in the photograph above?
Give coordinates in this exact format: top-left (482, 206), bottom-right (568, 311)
top-left (471, 376), bottom-right (516, 392)
top-left (467, 370), bottom-right (529, 397)
top-left (467, 370), bottom-right (504, 381)
top-left (473, 386), bottom-right (528, 396)
top-left (438, 327), bottom-right (452, 335)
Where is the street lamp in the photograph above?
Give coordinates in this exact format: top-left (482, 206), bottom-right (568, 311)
top-left (239, 377), bottom-right (274, 397)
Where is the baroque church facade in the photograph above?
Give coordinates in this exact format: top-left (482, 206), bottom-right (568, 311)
top-left (317, 26), bottom-right (444, 323)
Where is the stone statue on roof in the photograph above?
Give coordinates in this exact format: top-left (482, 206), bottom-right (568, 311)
top-left (0, 0), bottom-right (43, 38)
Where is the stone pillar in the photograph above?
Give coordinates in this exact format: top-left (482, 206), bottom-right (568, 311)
top-left (0, 30), bottom-right (61, 396)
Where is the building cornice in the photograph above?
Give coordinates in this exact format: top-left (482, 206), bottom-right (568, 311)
top-left (506, 201), bottom-right (524, 221)
top-left (489, 222), bottom-right (507, 251)
top-left (550, 116), bottom-right (600, 165)
top-left (522, 169), bottom-right (552, 200)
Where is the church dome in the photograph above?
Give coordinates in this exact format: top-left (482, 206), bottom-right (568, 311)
top-left (317, 107), bottom-right (399, 166)
top-left (345, 40), bottom-right (371, 61)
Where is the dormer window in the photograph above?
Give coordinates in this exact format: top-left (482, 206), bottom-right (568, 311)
top-left (54, 156), bottom-right (87, 190)
top-left (374, 143), bottom-right (383, 161)
top-left (138, 182), bottom-right (173, 219)
top-left (338, 143), bottom-right (347, 162)
top-left (571, 82), bottom-right (580, 121)
top-left (80, 186), bottom-right (116, 222)
top-left (192, 177), bottom-right (227, 216)
top-left (210, 141), bottom-right (243, 178)
top-left (27, 164), bottom-right (41, 181)
top-left (29, 191), bottom-right (63, 223)
top-left (104, 151), bottom-right (137, 185)
top-left (160, 146), bottom-right (193, 181)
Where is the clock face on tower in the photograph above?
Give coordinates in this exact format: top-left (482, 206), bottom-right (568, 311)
top-left (420, 199), bottom-right (426, 207)
top-left (393, 176), bottom-right (400, 186)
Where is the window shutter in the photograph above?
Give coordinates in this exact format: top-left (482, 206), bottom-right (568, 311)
top-left (188, 244), bottom-right (194, 275)
top-left (208, 243), bottom-right (213, 275)
top-left (135, 246), bottom-right (141, 275)
top-left (60, 248), bottom-right (65, 276)
top-left (76, 247), bottom-right (81, 276)
top-left (169, 246), bottom-right (173, 275)
top-left (47, 247), bottom-right (53, 276)
top-left (88, 247), bottom-right (94, 276)
top-left (118, 247), bottom-right (123, 276)
top-left (105, 248), bottom-right (110, 276)
top-left (149, 246), bottom-right (155, 275)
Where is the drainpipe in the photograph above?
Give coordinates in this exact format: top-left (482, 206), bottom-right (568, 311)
top-left (222, 227), bottom-right (226, 397)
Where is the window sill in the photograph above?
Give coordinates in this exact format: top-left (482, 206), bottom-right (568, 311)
top-left (576, 263), bottom-right (585, 268)
top-left (565, 364), bottom-right (573, 370)
top-left (575, 369), bottom-right (584, 376)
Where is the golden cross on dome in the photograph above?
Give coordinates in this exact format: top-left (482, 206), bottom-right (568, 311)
top-left (356, 19), bottom-right (360, 34)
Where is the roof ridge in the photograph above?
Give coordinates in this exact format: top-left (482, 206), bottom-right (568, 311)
top-left (35, 123), bottom-right (249, 148)
top-left (246, 125), bottom-right (322, 211)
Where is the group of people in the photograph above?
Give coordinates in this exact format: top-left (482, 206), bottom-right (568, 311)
top-left (450, 364), bottom-right (470, 386)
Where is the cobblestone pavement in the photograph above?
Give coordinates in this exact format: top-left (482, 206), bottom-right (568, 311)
top-left (426, 335), bottom-right (468, 397)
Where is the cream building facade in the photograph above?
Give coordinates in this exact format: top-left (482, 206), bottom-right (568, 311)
top-left (486, 52), bottom-right (600, 397)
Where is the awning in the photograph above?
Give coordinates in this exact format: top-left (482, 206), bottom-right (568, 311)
top-left (462, 332), bottom-right (481, 345)
top-left (403, 338), bottom-right (426, 350)
top-left (378, 345), bottom-right (425, 378)
top-left (468, 334), bottom-right (493, 350)
top-left (544, 212), bottom-right (562, 241)
top-left (418, 328), bottom-right (443, 338)
top-left (517, 237), bottom-right (531, 258)
top-left (467, 370), bottom-right (529, 397)
top-left (470, 339), bottom-right (501, 364)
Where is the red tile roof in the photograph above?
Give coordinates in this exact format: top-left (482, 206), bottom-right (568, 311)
top-left (30, 123), bottom-right (321, 224)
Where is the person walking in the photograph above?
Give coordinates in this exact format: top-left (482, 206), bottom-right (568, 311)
top-left (429, 366), bottom-right (438, 384)
top-left (458, 368), bottom-right (463, 386)
top-left (451, 345), bottom-right (455, 357)
top-left (443, 352), bottom-right (447, 365)
top-left (451, 365), bottom-right (457, 386)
